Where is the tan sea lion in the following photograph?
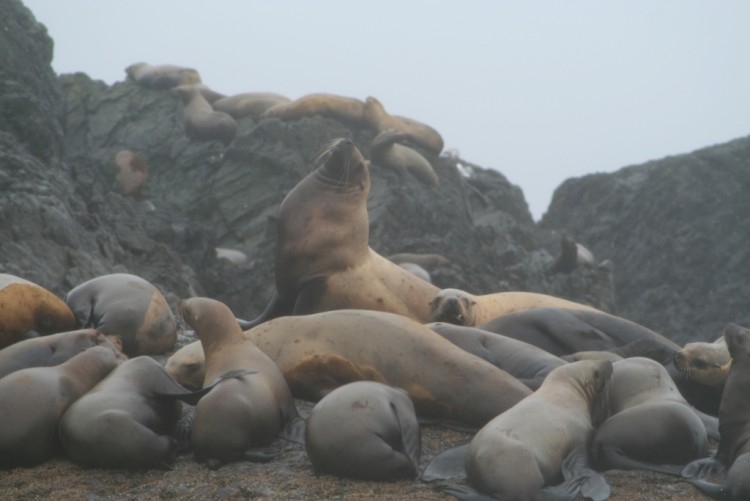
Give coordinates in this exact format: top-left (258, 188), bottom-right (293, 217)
top-left (370, 129), bottom-right (439, 186)
top-left (165, 340), bottom-right (206, 391)
top-left (0, 274), bottom-right (76, 349)
top-left (305, 381), bottom-right (421, 480)
top-left (592, 357), bottom-right (710, 475)
top-left (262, 93), bottom-right (365, 123)
top-left (0, 328), bottom-right (125, 379)
top-left (674, 335), bottom-right (731, 388)
top-left (550, 235), bottom-right (595, 274)
top-left (429, 288), bottom-right (598, 327)
top-left (64, 273), bottom-right (177, 357)
top-left (114, 150), bottom-right (148, 199)
top-left (0, 346), bottom-right (118, 468)
top-left (682, 323), bottom-right (750, 500)
top-left (363, 96), bottom-right (444, 154)
top-left (241, 138), bottom-right (440, 329)
top-left (212, 92), bottom-right (291, 119)
top-left (180, 297), bottom-right (303, 469)
top-left (172, 84), bottom-right (237, 146)
top-left (125, 62), bottom-right (201, 89)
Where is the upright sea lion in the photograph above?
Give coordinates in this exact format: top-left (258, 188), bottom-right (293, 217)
top-left (0, 346), bottom-right (118, 468)
top-left (261, 93), bottom-right (365, 123)
top-left (65, 273), bottom-right (177, 357)
top-left (180, 297), bottom-right (303, 469)
top-left (429, 288), bottom-right (598, 327)
top-left (0, 274), bottom-right (76, 348)
top-left (305, 381), bottom-right (421, 480)
top-left (439, 360), bottom-right (613, 501)
top-left (125, 62), bottom-right (201, 89)
top-left (114, 150), bottom-right (148, 199)
top-left (212, 92), bottom-right (291, 119)
top-left (370, 129), bottom-right (439, 186)
top-left (550, 235), bottom-right (596, 274)
top-left (363, 96), bottom-right (444, 154)
top-left (682, 323), bottom-right (750, 500)
top-left (172, 84), bottom-right (237, 146)
top-left (592, 357), bottom-right (710, 475)
top-left (0, 329), bottom-right (125, 379)
top-left (242, 138), bottom-right (440, 328)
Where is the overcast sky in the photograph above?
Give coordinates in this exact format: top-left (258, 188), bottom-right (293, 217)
top-left (23, 0), bottom-right (750, 220)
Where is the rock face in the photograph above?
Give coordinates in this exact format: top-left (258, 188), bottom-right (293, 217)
top-left (541, 137), bottom-right (750, 344)
top-left (0, 0), bottom-right (613, 326)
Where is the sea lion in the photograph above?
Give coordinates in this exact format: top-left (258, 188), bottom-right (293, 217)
top-left (591, 357), bottom-right (710, 475)
top-left (59, 356), bottom-right (246, 470)
top-left (429, 288), bottom-right (598, 327)
top-left (180, 297), bottom-right (303, 469)
top-left (0, 346), bottom-right (118, 468)
top-left (387, 252), bottom-right (452, 269)
top-left (212, 92), bottom-right (291, 119)
top-left (125, 62), bottom-right (201, 89)
top-left (439, 360), bottom-right (613, 501)
top-left (165, 340), bottom-right (206, 391)
top-left (370, 129), bottom-right (439, 186)
top-left (363, 96), bottom-right (444, 154)
top-left (305, 381), bottom-right (421, 480)
top-left (262, 93), bottom-right (365, 123)
top-left (674, 335), bottom-right (731, 388)
top-left (172, 84), bottom-right (237, 146)
top-left (64, 273), bottom-right (177, 357)
top-left (114, 150), bottom-right (148, 199)
top-left (0, 274), bottom-right (76, 348)
top-left (682, 323), bottom-right (750, 500)
top-left (0, 328), bottom-right (125, 379)
top-left (550, 235), bottom-right (595, 274)
top-left (427, 322), bottom-right (566, 390)
top-left (242, 138), bottom-right (440, 328)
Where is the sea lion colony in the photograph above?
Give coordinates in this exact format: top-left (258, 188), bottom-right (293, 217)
top-left (0, 62), bottom-right (742, 500)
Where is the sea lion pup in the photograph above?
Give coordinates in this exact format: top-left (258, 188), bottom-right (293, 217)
top-left (0, 346), bottom-right (118, 468)
top-left (549, 235), bottom-right (595, 274)
top-left (180, 297), bottom-right (303, 469)
top-left (0, 329), bottom-right (125, 379)
top-left (370, 129), bottom-right (439, 186)
top-left (427, 322), bottom-right (566, 390)
top-left (429, 287), bottom-right (598, 327)
top-left (591, 357), bottom-right (710, 476)
top-left (0, 273), bottom-right (76, 348)
top-left (674, 334), bottom-right (731, 388)
top-left (241, 138), bottom-right (440, 329)
top-left (682, 323), bottom-right (750, 500)
top-left (387, 252), bottom-right (452, 269)
top-left (125, 62), bottom-right (201, 89)
top-left (363, 96), bottom-right (444, 154)
top-left (59, 356), bottom-right (248, 470)
top-left (245, 309), bottom-right (532, 429)
top-left (435, 360), bottom-right (613, 501)
top-left (165, 340), bottom-right (206, 391)
top-left (212, 92), bottom-right (291, 119)
top-left (114, 150), bottom-right (148, 199)
top-left (305, 381), bottom-right (421, 481)
top-left (172, 84), bottom-right (237, 146)
top-left (261, 93), bottom-right (365, 123)
top-left (65, 273), bottom-right (177, 357)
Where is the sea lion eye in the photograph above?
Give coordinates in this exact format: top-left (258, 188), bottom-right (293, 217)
top-left (692, 359), bottom-right (707, 369)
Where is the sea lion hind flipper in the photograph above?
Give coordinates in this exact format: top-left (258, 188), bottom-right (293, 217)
top-left (682, 456), bottom-right (725, 479)
top-left (279, 415), bottom-right (306, 444)
top-left (242, 445), bottom-right (281, 463)
top-left (420, 443), bottom-right (469, 482)
top-left (558, 447), bottom-right (611, 501)
top-left (438, 484), bottom-right (495, 501)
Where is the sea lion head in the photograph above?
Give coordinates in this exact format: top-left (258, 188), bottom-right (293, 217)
top-left (724, 323), bottom-right (750, 362)
top-left (314, 138), bottom-right (369, 193)
top-left (428, 288), bottom-right (476, 326)
top-left (673, 337), bottom-right (732, 387)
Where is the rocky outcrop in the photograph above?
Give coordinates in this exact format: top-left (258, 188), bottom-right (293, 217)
top-left (541, 137), bottom-right (750, 344)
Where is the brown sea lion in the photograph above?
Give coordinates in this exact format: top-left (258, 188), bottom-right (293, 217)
top-left (114, 150), bottom-right (148, 199)
top-left (363, 96), bottom-right (444, 154)
top-left (241, 138), bottom-right (440, 329)
top-left (125, 62), bottom-right (201, 89)
top-left (550, 235), bottom-right (595, 274)
top-left (212, 92), bottom-right (291, 119)
top-left (262, 93), bottom-right (365, 123)
top-left (0, 346), bottom-right (118, 468)
top-left (64, 273), bottom-right (177, 357)
top-left (180, 297), bottom-right (303, 469)
top-left (0, 328), bottom-right (125, 379)
top-left (172, 84), bottom-right (237, 146)
top-left (439, 360), bottom-right (613, 501)
top-left (370, 129), bottom-right (439, 186)
top-left (682, 323), bottom-right (750, 500)
top-left (592, 357), bottom-right (710, 475)
top-left (0, 274), bottom-right (76, 349)
top-left (305, 381), bottom-right (421, 480)
top-left (429, 288), bottom-right (598, 327)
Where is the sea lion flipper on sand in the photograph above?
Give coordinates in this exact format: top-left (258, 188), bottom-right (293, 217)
top-left (279, 415), bottom-right (306, 444)
top-left (682, 456), bottom-right (725, 479)
top-left (420, 443), bottom-right (469, 482)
